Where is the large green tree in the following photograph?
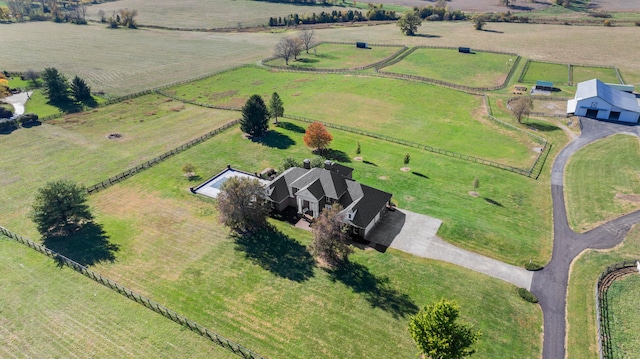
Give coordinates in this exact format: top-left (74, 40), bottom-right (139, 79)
top-left (41, 67), bottom-right (71, 104)
top-left (408, 299), bottom-right (480, 359)
top-left (70, 76), bottom-right (92, 103)
top-left (269, 92), bottom-right (284, 124)
top-left (216, 177), bottom-right (269, 232)
top-left (240, 94), bottom-right (270, 137)
top-left (397, 11), bottom-right (422, 36)
top-left (31, 180), bottom-right (93, 236)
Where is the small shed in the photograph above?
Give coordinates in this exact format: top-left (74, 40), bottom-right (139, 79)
top-left (458, 47), bottom-right (471, 54)
top-left (356, 42), bottom-right (368, 49)
top-left (535, 81), bottom-right (554, 92)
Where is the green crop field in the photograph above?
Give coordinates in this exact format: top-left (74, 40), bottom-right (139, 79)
top-left (61, 125), bottom-right (545, 359)
top-left (521, 61), bottom-right (569, 85)
top-left (0, 239), bottom-right (236, 359)
top-left (382, 48), bottom-right (516, 88)
top-left (0, 94), bottom-right (239, 235)
top-left (264, 42), bottom-right (403, 69)
top-left (572, 66), bottom-right (621, 84)
top-left (565, 134), bottom-right (640, 233)
top-left (566, 225), bottom-right (640, 359)
top-left (166, 66), bottom-right (539, 168)
top-left (606, 274), bottom-right (640, 358)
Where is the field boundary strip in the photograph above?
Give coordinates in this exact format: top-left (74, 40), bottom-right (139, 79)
top-left (595, 260), bottom-right (640, 359)
top-left (86, 119), bottom-right (240, 195)
top-left (0, 226), bottom-right (266, 359)
top-left (517, 60), bottom-right (622, 86)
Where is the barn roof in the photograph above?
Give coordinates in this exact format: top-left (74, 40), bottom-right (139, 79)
top-left (575, 79), bottom-right (640, 113)
top-left (536, 80), bottom-right (554, 88)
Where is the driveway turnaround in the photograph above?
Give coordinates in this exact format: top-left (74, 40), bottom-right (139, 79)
top-left (532, 118), bottom-right (640, 359)
top-left (368, 209), bottom-right (533, 290)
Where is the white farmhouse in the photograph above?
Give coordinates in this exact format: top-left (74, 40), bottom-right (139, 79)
top-left (567, 79), bottom-right (640, 123)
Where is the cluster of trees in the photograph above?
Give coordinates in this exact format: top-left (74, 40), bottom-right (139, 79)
top-left (240, 92), bottom-right (285, 137)
top-left (269, 5), bottom-right (396, 27)
top-left (0, 113), bottom-right (40, 133)
top-left (273, 29), bottom-right (315, 65)
top-left (414, 5), bottom-right (466, 21)
top-left (3, 0), bottom-right (88, 24)
top-left (41, 67), bottom-right (94, 109)
top-left (101, 8), bottom-right (138, 29)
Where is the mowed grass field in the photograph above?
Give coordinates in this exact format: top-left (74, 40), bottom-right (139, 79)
top-left (264, 43), bottom-right (403, 69)
top-left (566, 225), bottom-right (640, 359)
top-left (0, 239), bottom-right (236, 359)
top-left (606, 274), bottom-right (640, 358)
top-left (572, 66), bottom-right (621, 84)
top-left (0, 94), bottom-right (239, 235)
top-left (521, 61), bottom-right (569, 84)
top-left (72, 127), bottom-right (544, 358)
top-left (565, 134), bottom-right (640, 233)
top-left (85, 0), bottom-right (361, 28)
top-left (382, 48), bottom-right (516, 88)
top-left (166, 66), bottom-right (539, 167)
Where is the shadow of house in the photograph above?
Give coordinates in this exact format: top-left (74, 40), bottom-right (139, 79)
top-left (326, 261), bottom-right (418, 319)
top-left (43, 222), bottom-right (119, 267)
top-left (232, 224), bottom-right (315, 282)
top-left (363, 209), bottom-right (406, 252)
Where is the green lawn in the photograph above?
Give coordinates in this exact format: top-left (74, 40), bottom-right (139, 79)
top-left (606, 274), bottom-right (640, 358)
top-left (567, 225), bottom-right (640, 359)
top-left (69, 125), bottom-right (544, 358)
top-left (0, 94), bottom-right (239, 235)
top-left (565, 134), bottom-right (640, 232)
top-left (572, 66), bottom-right (621, 84)
top-left (166, 66), bottom-right (538, 168)
top-left (7, 76), bottom-right (35, 89)
top-left (264, 42), bottom-right (403, 70)
top-left (23, 90), bottom-right (61, 118)
top-left (0, 238), bottom-right (237, 359)
top-left (381, 48), bottom-right (516, 88)
top-left (521, 61), bottom-right (569, 85)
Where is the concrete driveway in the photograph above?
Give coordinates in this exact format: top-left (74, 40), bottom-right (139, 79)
top-left (367, 209), bottom-right (533, 290)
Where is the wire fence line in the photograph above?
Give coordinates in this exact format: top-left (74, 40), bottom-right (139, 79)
top-left (595, 260), bottom-right (640, 359)
top-left (518, 59), bottom-right (623, 87)
top-left (86, 119), bottom-right (240, 195)
top-left (0, 225), bottom-right (265, 359)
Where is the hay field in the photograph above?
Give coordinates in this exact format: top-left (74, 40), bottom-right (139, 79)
top-left (3, 22), bottom-right (640, 96)
top-left (86, 0), bottom-right (360, 28)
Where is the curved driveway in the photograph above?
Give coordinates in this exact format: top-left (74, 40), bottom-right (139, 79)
top-left (531, 118), bottom-right (640, 359)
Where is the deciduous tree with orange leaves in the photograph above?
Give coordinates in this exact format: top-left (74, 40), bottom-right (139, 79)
top-left (303, 122), bottom-right (333, 151)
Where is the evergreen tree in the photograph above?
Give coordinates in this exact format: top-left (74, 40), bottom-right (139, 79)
top-left (70, 76), bottom-right (92, 103)
top-left (41, 67), bottom-right (70, 104)
top-left (240, 94), bottom-right (270, 137)
top-left (31, 180), bottom-right (93, 236)
top-left (269, 92), bottom-right (285, 124)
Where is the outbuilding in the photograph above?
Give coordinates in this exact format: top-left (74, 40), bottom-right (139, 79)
top-left (567, 79), bottom-right (640, 123)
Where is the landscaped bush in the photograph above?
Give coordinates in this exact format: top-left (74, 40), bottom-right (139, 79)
top-left (0, 118), bottom-right (18, 133)
top-left (17, 113), bottom-right (39, 126)
top-left (518, 288), bottom-right (539, 303)
top-left (0, 106), bottom-right (13, 119)
top-left (525, 261), bottom-right (544, 271)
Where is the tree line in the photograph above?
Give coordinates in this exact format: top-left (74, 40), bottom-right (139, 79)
top-left (269, 4), bottom-right (396, 27)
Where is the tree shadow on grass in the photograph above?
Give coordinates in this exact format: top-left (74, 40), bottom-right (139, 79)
top-left (314, 148), bottom-right (351, 163)
top-left (483, 197), bottom-right (504, 207)
top-left (363, 160), bottom-right (378, 166)
top-left (526, 122), bottom-right (560, 132)
top-left (277, 121), bottom-right (305, 133)
top-left (43, 222), bottom-right (119, 267)
top-left (411, 171), bottom-right (429, 179)
top-left (256, 130), bottom-right (295, 149)
top-left (232, 224), bottom-right (315, 282)
top-left (326, 261), bottom-right (418, 319)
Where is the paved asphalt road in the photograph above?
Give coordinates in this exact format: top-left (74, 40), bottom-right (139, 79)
top-left (532, 118), bottom-right (640, 359)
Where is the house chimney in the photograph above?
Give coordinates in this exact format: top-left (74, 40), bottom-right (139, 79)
top-left (303, 159), bottom-right (311, 169)
top-left (324, 160), bottom-right (333, 170)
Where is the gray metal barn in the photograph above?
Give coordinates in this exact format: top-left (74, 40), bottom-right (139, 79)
top-left (567, 79), bottom-right (640, 123)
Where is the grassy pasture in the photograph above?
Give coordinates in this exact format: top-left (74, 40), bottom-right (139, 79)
top-left (166, 66), bottom-right (539, 167)
top-left (382, 48), bottom-right (516, 88)
top-left (521, 61), bottom-right (569, 85)
top-left (75, 126), bottom-right (544, 359)
top-left (0, 94), bottom-right (238, 235)
top-left (565, 134), bottom-right (640, 233)
top-left (606, 274), bottom-right (640, 358)
top-left (572, 66), bottom-right (621, 84)
top-left (85, 0), bottom-right (360, 28)
top-left (0, 239), bottom-right (236, 359)
top-left (567, 225), bottom-right (640, 359)
top-left (264, 42), bottom-right (403, 69)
